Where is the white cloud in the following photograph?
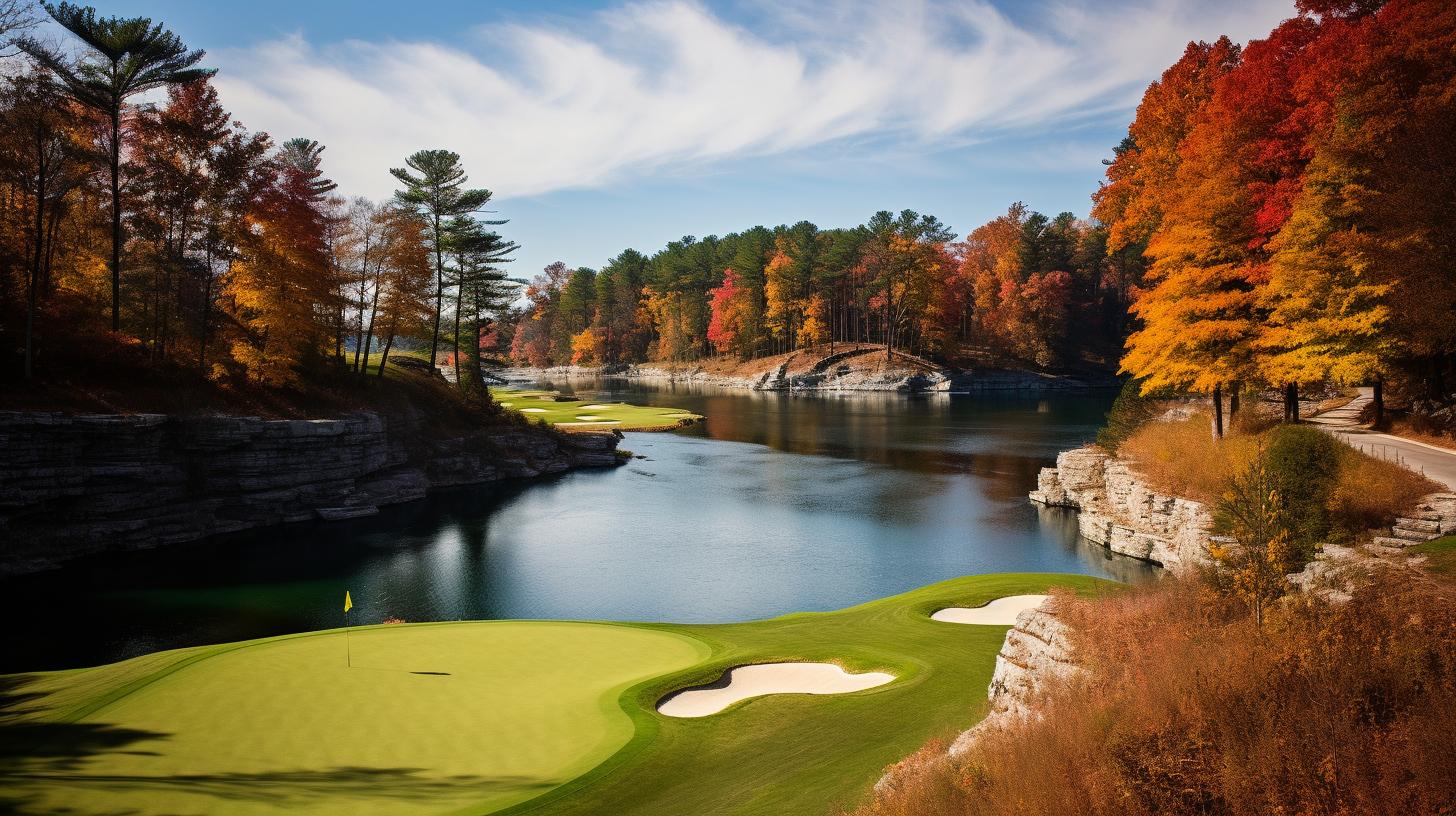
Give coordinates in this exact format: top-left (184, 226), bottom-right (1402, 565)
top-left (210, 0), bottom-right (1293, 201)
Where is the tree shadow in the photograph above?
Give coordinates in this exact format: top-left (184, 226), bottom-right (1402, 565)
top-left (0, 674), bottom-right (169, 815)
top-left (0, 675), bottom-right (556, 815)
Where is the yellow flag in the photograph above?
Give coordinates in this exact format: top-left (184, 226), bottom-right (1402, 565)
top-left (344, 591), bottom-right (353, 613)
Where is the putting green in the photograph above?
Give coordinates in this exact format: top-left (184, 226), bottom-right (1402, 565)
top-left (2, 574), bottom-right (1116, 816)
top-left (2, 622), bottom-right (707, 816)
top-left (493, 389), bottom-right (702, 431)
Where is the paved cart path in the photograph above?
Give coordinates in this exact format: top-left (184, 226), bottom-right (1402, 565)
top-left (1309, 387), bottom-right (1456, 491)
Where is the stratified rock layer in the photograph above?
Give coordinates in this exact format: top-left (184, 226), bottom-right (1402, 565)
top-left (1030, 446), bottom-right (1213, 572)
top-left (948, 600), bottom-right (1078, 755)
top-left (0, 410), bottom-right (621, 574)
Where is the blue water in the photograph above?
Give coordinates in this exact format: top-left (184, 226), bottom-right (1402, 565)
top-left (1, 381), bottom-right (1153, 671)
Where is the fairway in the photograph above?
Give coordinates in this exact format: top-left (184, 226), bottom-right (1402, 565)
top-left (495, 389), bottom-right (703, 431)
top-left (1, 574), bottom-right (1115, 816)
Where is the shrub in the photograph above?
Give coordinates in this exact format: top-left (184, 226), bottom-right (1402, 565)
top-left (1262, 423), bottom-right (1341, 550)
top-left (1211, 455), bottom-right (1306, 624)
top-left (850, 569), bottom-right (1456, 816)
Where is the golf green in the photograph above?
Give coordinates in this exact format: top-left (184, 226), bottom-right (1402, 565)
top-left (494, 389), bottom-right (702, 431)
top-left (1, 573), bottom-right (1115, 816)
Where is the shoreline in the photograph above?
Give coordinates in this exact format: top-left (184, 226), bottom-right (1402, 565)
top-left (0, 409), bottom-right (623, 576)
top-left (502, 362), bottom-right (1119, 394)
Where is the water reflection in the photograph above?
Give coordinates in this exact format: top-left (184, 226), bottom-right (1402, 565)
top-left (1, 381), bottom-right (1154, 671)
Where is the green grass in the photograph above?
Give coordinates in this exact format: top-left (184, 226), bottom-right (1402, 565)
top-left (1411, 535), bottom-right (1456, 578)
top-left (494, 389), bottom-right (703, 432)
top-left (2, 573), bottom-right (1116, 816)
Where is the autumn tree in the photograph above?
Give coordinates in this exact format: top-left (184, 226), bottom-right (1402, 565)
top-left (706, 267), bottom-right (753, 357)
top-left (223, 140), bottom-right (335, 385)
top-left (0, 72), bottom-right (85, 379)
top-left (17, 2), bottom-right (214, 332)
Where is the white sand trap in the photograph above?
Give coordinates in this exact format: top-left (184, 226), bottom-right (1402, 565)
top-left (579, 404), bottom-right (616, 410)
top-left (931, 594), bottom-right (1049, 625)
top-left (519, 408), bottom-right (548, 413)
top-left (574, 415), bottom-right (611, 421)
top-left (657, 662), bottom-right (895, 718)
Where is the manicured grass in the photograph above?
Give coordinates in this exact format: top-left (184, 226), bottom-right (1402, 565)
top-left (1411, 535), bottom-right (1456, 578)
top-left (2, 573), bottom-right (1116, 816)
top-left (494, 389), bottom-right (703, 432)
top-left (2, 622), bottom-right (708, 816)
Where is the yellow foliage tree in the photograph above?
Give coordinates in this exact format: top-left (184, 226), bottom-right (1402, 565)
top-left (797, 293), bottom-right (830, 349)
top-left (570, 327), bottom-right (603, 365)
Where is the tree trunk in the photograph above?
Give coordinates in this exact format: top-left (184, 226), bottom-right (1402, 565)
top-left (360, 284), bottom-right (380, 380)
top-left (1212, 382), bottom-right (1224, 439)
top-left (1228, 381), bottom-right (1241, 418)
top-left (378, 319), bottom-right (397, 378)
top-left (452, 265), bottom-right (464, 389)
top-left (1285, 382), bottom-right (1300, 422)
top-left (198, 247), bottom-right (215, 371)
top-left (26, 150), bottom-right (45, 380)
top-left (428, 213), bottom-right (443, 366)
top-left (109, 108), bottom-right (122, 333)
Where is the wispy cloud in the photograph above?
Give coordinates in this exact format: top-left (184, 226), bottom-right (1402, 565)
top-left (211, 0), bottom-right (1292, 200)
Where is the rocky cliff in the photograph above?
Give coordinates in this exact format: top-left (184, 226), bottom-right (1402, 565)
top-left (949, 599), bottom-right (1077, 755)
top-left (0, 410), bottom-right (622, 575)
top-left (1030, 446), bottom-right (1213, 572)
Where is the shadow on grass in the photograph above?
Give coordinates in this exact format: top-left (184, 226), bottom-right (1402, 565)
top-left (0, 675), bottom-right (550, 815)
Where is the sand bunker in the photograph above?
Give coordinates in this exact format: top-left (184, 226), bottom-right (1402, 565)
top-left (657, 662), bottom-right (895, 718)
top-left (930, 594), bottom-right (1049, 625)
top-left (574, 415), bottom-right (611, 421)
top-left (519, 408), bottom-right (548, 413)
top-left (580, 404), bottom-right (616, 410)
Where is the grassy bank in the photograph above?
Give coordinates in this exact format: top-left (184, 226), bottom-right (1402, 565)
top-left (495, 389), bottom-right (703, 431)
top-left (1411, 535), bottom-right (1456, 578)
top-left (0, 573), bottom-right (1113, 816)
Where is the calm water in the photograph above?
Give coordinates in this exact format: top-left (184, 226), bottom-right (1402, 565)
top-left (2, 381), bottom-right (1154, 672)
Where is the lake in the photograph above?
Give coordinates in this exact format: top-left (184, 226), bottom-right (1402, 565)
top-left (1, 380), bottom-right (1155, 671)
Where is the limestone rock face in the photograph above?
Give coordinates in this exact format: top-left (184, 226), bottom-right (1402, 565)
top-left (949, 601), bottom-right (1078, 756)
top-left (0, 411), bottom-right (621, 574)
top-left (1030, 446), bottom-right (1213, 572)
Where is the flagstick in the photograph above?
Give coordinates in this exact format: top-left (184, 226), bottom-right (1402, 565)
top-left (345, 612), bottom-right (352, 669)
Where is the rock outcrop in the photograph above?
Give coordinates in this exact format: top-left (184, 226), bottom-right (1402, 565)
top-left (0, 410), bottom-right (622, 575)
top-left (1030, 446), bottom-right (1213, 572)
top-left (949, 599), bottom-right (1077, 755)
top-left (1371, 493), bottom-right (1456, 549)
top-left (503, 361), bottom-right (1115, 394)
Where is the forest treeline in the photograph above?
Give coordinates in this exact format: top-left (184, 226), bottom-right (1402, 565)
top-left (0, 1), bottom-right (517, 396)
top-left (503, 205), bottom-right (1138, 371)
top-left (1099, 0), bottom-right (1455, 429)
top-left (2, 0), bottom-right (1453, 423)
top-left (510, 0), bottom-right (1456, 427)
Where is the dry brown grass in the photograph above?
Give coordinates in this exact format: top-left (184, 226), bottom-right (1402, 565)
top-left (1120, 414), bottom-right (1439, 529)
top-left (1385, 420), bottom-right (1456, 452)
top-left (1119, 413), bottom-right (1260, 503)
top-left (850, 570), bottom-right (1456, 816)
top-left (1330, 447), bottom-right (1443, 531)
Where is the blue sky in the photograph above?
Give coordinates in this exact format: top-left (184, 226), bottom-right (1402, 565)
top-left (79, 0), bottom-right (1295, 278)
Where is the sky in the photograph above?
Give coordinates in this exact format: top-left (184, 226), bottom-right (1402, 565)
top-left (71, 0), bottom-right (1297, 278)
